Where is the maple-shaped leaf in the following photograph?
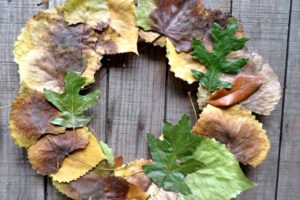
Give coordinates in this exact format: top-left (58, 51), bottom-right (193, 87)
top-left (192, 19), bottom-right (249, 93)
top-left (44, 72), bottom-right (100, 128)
top-left (64, 0), bottom-right (110, 31)
top-left (181, 137), bottom-right (254, 200)
top-left (144, 115), bottom-right (203, 194)
top-left (136, 0), bottom-right (232, 52)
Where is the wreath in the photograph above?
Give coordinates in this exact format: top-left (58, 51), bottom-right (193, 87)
top-left (9, 0), bottom-right (281, 199)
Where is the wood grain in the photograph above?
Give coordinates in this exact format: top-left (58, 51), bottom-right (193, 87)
top-left (0, 1), bottom-right (47, 200)
top-left (232, 0), bottom-right (290, 199)
top-left (277, 0), bottom-right (300, 199)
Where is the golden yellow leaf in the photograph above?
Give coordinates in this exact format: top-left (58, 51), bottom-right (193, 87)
top-left (51, 127), bottom-right (106, 183)
top-left (97, 0), bottom-right (138, 54)
top-left (9, 85), bottom-right (65, 148)
top-left (64, 0), bottom-right (110, 31)
top-left (138, 30), bottom-right (166, 47)
top-left (166, 39), bottom-right (206, 84)
top-left (193, 105), bottom-right (270, 167)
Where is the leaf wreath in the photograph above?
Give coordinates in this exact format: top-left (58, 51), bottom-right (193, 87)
top-left (8, 0), bottom-right (282, 199)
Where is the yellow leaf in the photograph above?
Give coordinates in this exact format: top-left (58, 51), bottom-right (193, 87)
top-left (51, 127), bottom-right (106, 183)
top-left (97, 0), bottom-right (138, 54)
top-left (193, 105), bottom-right (270, 167)
top-left (64, 0), bottom-right (110, 31)
top-left (166, 39), bottom-right (206, 84)
top-left (138, 30), bottom-right (166, 47)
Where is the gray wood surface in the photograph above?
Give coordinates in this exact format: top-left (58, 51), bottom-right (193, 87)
top-left (232, 0), bottom-right (291, 199)
top-left (0, 0), bottom-right (298, 199)
top-left (277, 0), bottom-right (300, 199)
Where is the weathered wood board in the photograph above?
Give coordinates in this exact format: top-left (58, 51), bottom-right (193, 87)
top-left (0, 0), bottom-right (298, 199)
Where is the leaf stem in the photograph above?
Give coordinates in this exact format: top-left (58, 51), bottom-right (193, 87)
top-left (188, 92), bottom-right (198, 120)
top-left (0, 104), bottom-right (11, 109)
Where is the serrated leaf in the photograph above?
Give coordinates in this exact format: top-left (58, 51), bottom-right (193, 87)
top-left (44, 72), bottom-right (100, 129)
top-left (100, 141), bottom-right (115, 167)
top-left (192, 19), bottom-right (249, 93)
top-left (64, 0), bottom-right (110, 31)
top-left (181, 137), bottom-right (255, 200)
top-left (51, 127), bottom-right (106, 183)
top-left (193, 105), bottom-right (270, 167)
top-left (144, 115), bottom-right (203, 194)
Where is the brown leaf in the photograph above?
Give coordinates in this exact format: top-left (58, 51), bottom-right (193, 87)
top-left (53, 163), bottom-right (148, 200)
top-left (193, 105), bottom-right (270, 167)
top-left (9, 86), bottom-right (65, 148)
top-left (209, 75), bottom-right (263, 107)
top-left (28, 128), bottom-right (89, 175)
top-left (114, 155), bottom-right (124, 168)
top-left (138, 0), bottom-right (232, 52)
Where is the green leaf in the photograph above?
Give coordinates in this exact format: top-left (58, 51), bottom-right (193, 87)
top-left (100, 141), bottom-right (115, 167)
top-left (192, 19), bottom-right (249, 93)
top-left (44, 72), bottom-right (100, 128)
top-left (181, 137), bottom-right (255, 200)
top-left (144, 115), bottom-right (203, 194)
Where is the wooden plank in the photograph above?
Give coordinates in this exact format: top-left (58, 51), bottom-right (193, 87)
top-left (107, 47), bottom-right (166, 162)
top-left (277, 1), bottom-right (300, 199)
top-left (231, 1), bottom-right (290, 199)
top-left (0, 1), bottom-right (47, 200)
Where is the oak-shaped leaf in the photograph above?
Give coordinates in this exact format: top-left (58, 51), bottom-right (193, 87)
top-left (9, 86), bottom-right (65, 148)
top-left (28, 128), bottom-right (89, 175)
top-left (44, 72), bottom-right (100, 128)
top-left (64, 0), bottom-right (110, 31)
top-left (53, 162), bottom-right (148, 200)
top-left (137, 0), bottom-right (232, 52)
top-left (181, 137), bottom-right (254, 200)
top-left (144, 115), bottom-right (203, 194)
top-left (209, 75), bottom-right (263, 107)
top-left (51, 128), bottom-right (106, 183)
top-left (192, 19), bottom-right (249, 93)
top-left (193, 105), bottom-right (270, 167)
top-left (14, 5), bottom-right (103, 92)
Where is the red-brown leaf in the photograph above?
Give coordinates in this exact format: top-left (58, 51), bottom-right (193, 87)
top-left (209, 75), bottom-right (263, 107)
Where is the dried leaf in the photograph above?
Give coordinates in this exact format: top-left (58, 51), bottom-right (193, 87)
top-left (193, 105), bottom-right (270, 167)
top-left (28, 128), bottom-right (89, 175)
top-left (64, 0), bottom-right (110, 31)
top-left (239, 54), bottom-right (281, 115)
top-left (44, 72), bottom-right (100, 129)
top-left (115, 159), bottom-right (152, 191)
top-left (147, 183), bottom-right (180, 200)
top-left (96, 0), bottom-right (138, 54)
top-left (9, 86), bottom-right (65, 148)
top-left (138, 30), bottom-right (166, 47)
top-left (51, 128), bottom-right (106, 183)
top-left (14, 5), bottom-right (103, 92)
top-left (53, 162), bottom-right (148, 200)
top-left (166, 39), bottom-right (206, 84)
top-left (137, 0), bottom-right (232, 52)
top-left (196, 85), bottom-right (210, 110)
top-left (209, 75), bottom-right (263, 107)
